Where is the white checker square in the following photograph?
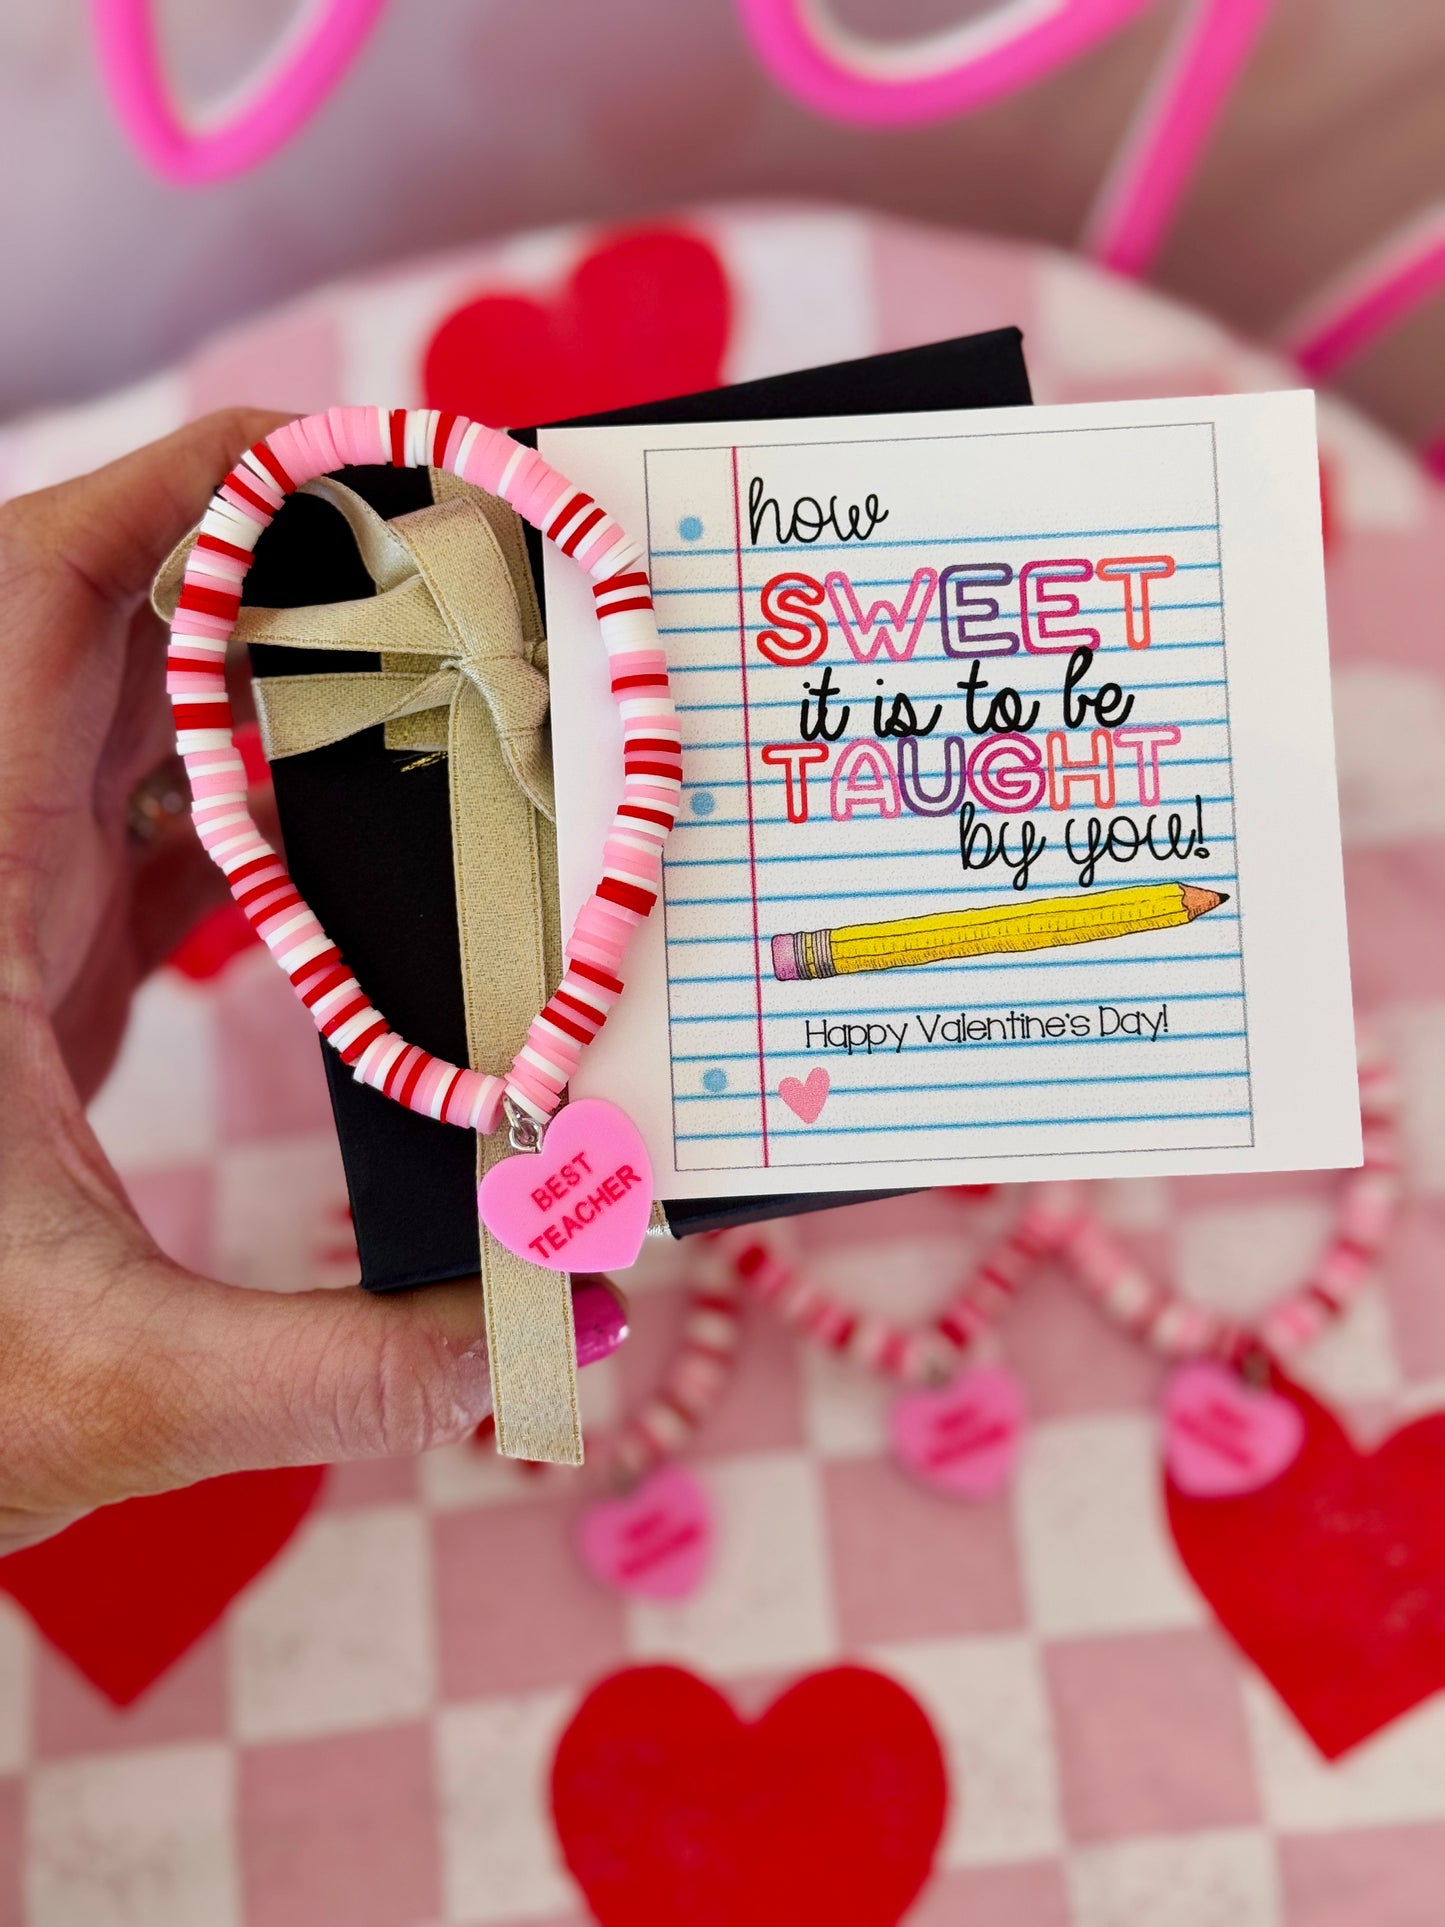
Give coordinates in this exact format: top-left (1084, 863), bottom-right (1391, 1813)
top-left (1243, 1676), bottom-right (1445, 1833)
top-left (88, 973), bottom-right (217, 1173)
top-left (1288, 1285), bottom-right (1401, 1405)
top-left (27, 1743), bottom-right (239, 1927)
top-left (872, 1635), bottom-right (1061, 1868)
top-left (421, 1356), bottom-right (622, 1509)
top-left (1094, 1176), bottom-right (1173, 1230)
top-left (720, 208), bottom-right (873, 383)
top-left (799, 1344), bottom-right (893, 1459)
top-left (1316, 395), bottom-right (1429, 532)
top-left (1178, 1198), bottom-right (1401, 1402)
top-left (1176, 1200), bottom-right (1335, 1325)
top-left (1380, 1002), bottom-right (1445, 1197)
top-left (1068, 1827), bottom-right (1281, 1927)
top-left (625, 1453), bottom-right (837, 1676)
top-left (0, 1597), bottom-right (31, 1772)
top-left (4, 368), bottom-right (185, 497)
top-left (1394, 1374), bottom-right (1445, 1420)
top-left (1016, 1414), bottom-right (1203, 1636)
top-left (1036, 252), bottom-right (1225, 380)
top-left (230, 1505), bottom-right (434, 1742)
top-left (435, 1690), bottom-right (577, 1924)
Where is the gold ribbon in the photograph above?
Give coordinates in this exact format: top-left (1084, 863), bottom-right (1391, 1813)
top-left (154, 471), bottom-right (583, 1465)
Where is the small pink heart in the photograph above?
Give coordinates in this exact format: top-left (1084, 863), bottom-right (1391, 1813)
top-left (478, 1098), bottom-right (652, 1274)
top-left (1163, 1361), bottom-right (1305, 1498)
top-left (889, 1367), bottom-right (1025, 1499)
top-left (577, 1466), bottom-right (714, 1600)
top-left (778, 1067), bottom-right (830, 1124)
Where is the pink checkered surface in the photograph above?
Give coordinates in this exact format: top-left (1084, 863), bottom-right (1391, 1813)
top-left (3, 209), bottom-right (1445, 1926)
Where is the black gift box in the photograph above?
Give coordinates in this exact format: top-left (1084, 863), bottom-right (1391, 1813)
top-left (242, 328), bottom-right (1032, 1290)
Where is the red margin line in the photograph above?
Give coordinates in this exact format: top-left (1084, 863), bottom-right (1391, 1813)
top-left (731, 445), bottom-right (769, 1168)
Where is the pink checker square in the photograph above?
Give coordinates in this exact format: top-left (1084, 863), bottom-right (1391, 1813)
top-left (1046, 1628), bottom-right (1260, 1842)
top-left (1344, 847), bottom-right (1445, 1005)
top-left (1170, 1165), bottom-right (1336, 1213)
top-left (121, 1165), bottom-right (216, 1278)
top-left (186, 309), bottom-right (344, 420)
top-left (1379, 1198), bottom-right (1445, 1381)
top-left (433, 1500), bottom-right (627, 1699)
top-left (873, 224), bottom-right (1039, 361)
top-left (239, 1722), bottom-right (440, 1927)
top-left (214, 949), bottom-right (338, 1143)
top-left (617, 1287), bottom-right (805, 1458)
top-left (905, 1861), bottom-right (1071, 1926)
top-left (319, 1456), bottom-right (420, 1510)
top-left (0, 1779), bottom-right (20, 1927)
top-left (822, 1458), bottom-right (1025, 1645)
top-left (34, 1627), bottom-right (227, 1759)
top-left (1003, 1265), bottom-right (1163, 1420)
top-left (1278, 1823), bottom-right (1445, 1927)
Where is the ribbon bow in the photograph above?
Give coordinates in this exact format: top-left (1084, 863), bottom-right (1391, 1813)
top-left (154, 470), bottom-right (586, 1464)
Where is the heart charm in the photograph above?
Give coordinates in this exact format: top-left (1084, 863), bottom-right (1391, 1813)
top-left (479, 1098), bottom-right (653, 1273)
top-left (577, 1466), bottom-right (714, 1600)
top-left (1163, 1360), bottom-right (1305, 1497)
top-left (889, 1366), bottom-right (1025, 1498)
top-left (778, 1066), bottom-right (830, 1124)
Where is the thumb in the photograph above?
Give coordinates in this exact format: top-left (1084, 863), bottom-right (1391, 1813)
top-left (3, 1011), bottom-right (627, 1525)
top-left (12, 1235), bottom-right (628, 1524)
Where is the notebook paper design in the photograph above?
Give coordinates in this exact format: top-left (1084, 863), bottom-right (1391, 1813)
top-left (541, 394), bottom-right (1358, 1200)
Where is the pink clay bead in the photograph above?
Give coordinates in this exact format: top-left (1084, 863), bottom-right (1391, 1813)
top-left (267, 420), bottom-right (321, 484)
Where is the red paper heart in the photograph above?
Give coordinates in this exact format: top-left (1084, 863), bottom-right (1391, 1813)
top-left (0, 1467), bottom-right (326, 1706)
top-left (552, 1664), bottom-right (948, 1925)
top-left (1168, 1376), bottom-right (1445, 1758)
top-left (422, 226), bottom-right (731, 427)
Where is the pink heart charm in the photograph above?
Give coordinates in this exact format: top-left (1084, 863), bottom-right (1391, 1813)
top-left (889, 1367), bottom-right (1026, 1499)
top-left (779, 1067), bottom-right (830, 1124)
top-left (478, 1098), bottom-right (652, 1274)
top-left (577, 1466), bottom-right (714, 1600)
top-left (1163, 1361), bottom-right (1305, 1497)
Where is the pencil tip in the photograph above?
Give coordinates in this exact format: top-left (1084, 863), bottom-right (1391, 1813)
top-left (1181, 886), bottom-right (1227, 919)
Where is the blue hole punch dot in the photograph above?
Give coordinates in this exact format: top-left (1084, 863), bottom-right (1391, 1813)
top-left (690, 791), bottom-right (715, 816)
top-left (702, 1068), bottom-right (728, 1094)
top-left (678, 514), bottom-right (704, 542)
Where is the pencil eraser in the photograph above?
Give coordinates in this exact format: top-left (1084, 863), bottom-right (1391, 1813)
top-left (771, 933), bottom-right (799, 982)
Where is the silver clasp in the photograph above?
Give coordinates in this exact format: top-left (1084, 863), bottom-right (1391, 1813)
top-left (503, 1095), bottom-right (546, 1155)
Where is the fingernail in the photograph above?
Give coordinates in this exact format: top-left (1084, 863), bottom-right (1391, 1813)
top-left (572, 1274), bottom-right (629, 1367)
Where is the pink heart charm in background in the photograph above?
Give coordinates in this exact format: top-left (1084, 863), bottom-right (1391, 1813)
top-left (578, 1466), bottom-right (714, 1600)
top-left (779, 1067), bottom-right (830, 1124)
top-left (479, 1098), bottom-right (653, 1274)
top-left (889, 1367), bottom-right (1026, 1499)
top-left (1164, 1361), bottom-right (1305, 1497)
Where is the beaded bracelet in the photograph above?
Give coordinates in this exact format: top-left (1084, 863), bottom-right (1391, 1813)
top-left (574, 1261), bottom-right (746, 1601)
top-left (712, 1202), bottom-right (1062, 1499)
top-left (608, 1266), bottom-right (746, 1484)
top-left (1054, 1041), bottom-right (1399, 1366)
top-left (168, 406), bottom-right (676, 1270)
top-left (714, 1198), bottom-right (1059, 1386)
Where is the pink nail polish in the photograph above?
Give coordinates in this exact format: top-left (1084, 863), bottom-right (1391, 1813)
top-left (573, 1275), bottom-right (629, 1367)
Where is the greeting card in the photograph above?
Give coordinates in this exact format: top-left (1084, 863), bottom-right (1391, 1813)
top-left (541, 392), bottom-right (1358, 1198)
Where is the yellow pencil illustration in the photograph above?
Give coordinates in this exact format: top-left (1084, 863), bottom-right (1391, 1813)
top-left (770, 882), bottom-right (1228, 981)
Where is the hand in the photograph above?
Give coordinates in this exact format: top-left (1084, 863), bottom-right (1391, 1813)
top-left (0, 411), bottom-right (626, 1552)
